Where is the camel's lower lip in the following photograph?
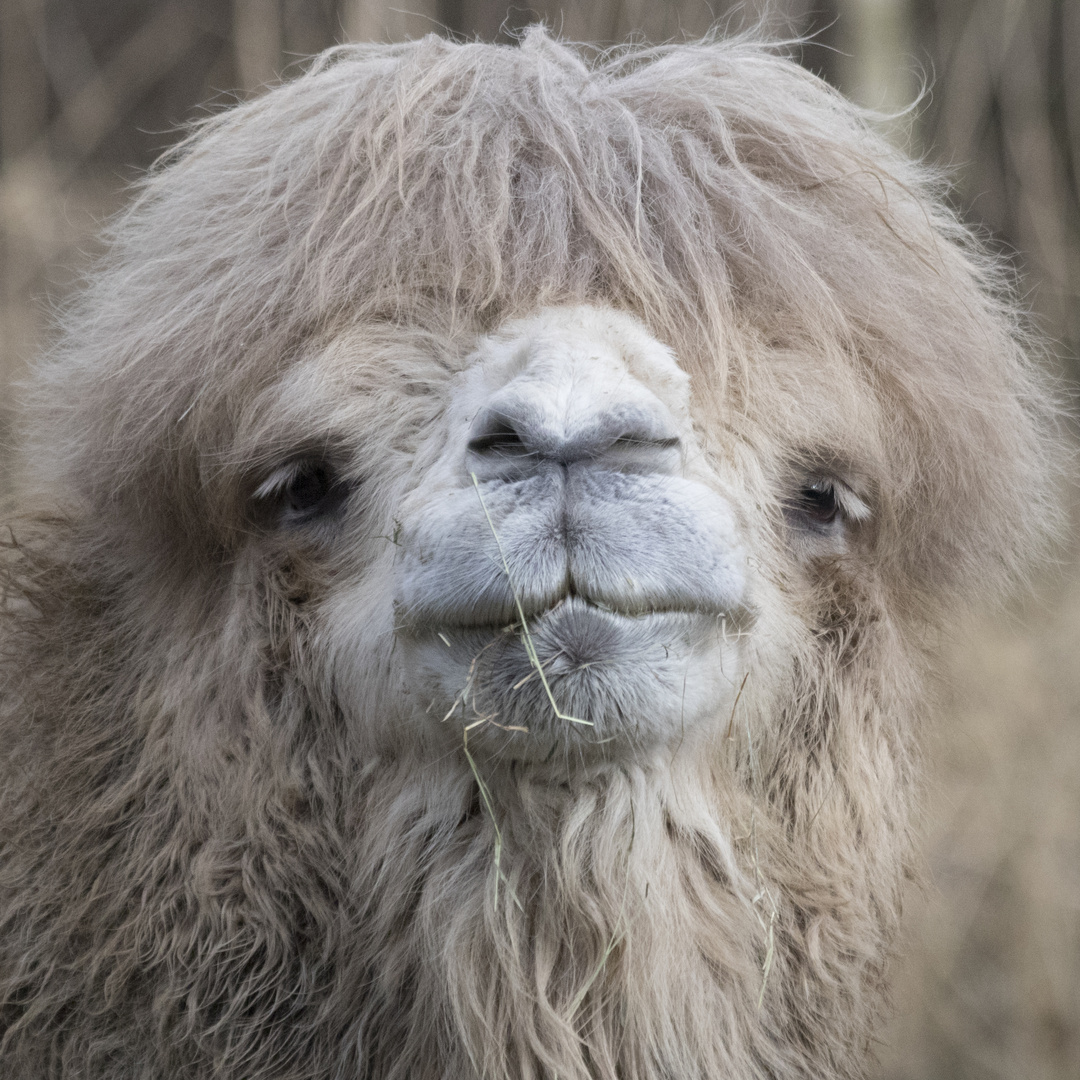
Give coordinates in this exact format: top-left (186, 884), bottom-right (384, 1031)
top-left (403, 597), bottom-right (743, 757)
top-left (422, 599), bottom-right (732, 696)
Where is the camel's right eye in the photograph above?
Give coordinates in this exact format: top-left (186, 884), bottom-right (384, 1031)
top-left (253, 459), bottom-right (349, 527)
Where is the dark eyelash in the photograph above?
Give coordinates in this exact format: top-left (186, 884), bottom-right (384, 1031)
top-left (254, 459), bottom-right (350, 527)
top-left (798, 481), bottom-right (839, 525)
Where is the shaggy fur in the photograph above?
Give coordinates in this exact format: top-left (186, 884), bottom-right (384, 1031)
top-left (0, 29), bottom-right (1061, 1080)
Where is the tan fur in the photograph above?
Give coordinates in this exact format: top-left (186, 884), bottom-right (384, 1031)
top-left (0, 29), bottom-right (1062, 1080)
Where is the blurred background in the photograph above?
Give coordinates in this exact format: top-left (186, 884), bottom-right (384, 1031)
top-left (0, 2), bottom-right (1076, 1076)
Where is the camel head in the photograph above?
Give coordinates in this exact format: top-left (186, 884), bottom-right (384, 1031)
top-left (0, 30), bottom-right (1060, 1080)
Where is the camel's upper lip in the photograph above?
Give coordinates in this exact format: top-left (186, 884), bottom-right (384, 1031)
top-left (393, 473), bottom-right (747, 636)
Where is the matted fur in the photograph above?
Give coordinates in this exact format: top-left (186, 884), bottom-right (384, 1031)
top-left (0, 29), bottom-right (1061, 1080)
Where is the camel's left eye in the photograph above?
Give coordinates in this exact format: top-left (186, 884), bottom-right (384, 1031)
top-left (786, 475), bottom-right (870, 538)
top-left (798, 481), bottom-right (839, 528)
top-left (254, 459), bottom-right (349, 527)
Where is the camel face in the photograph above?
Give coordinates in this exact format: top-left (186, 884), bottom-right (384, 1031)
top-left (393, 306), bottom-right (748, 764)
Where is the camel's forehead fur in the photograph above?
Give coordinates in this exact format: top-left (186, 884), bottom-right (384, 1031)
top-left (27, 29), bottom-right (1054, 607)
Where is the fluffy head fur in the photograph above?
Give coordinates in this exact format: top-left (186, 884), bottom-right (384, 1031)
top-left (0, 29), bottom-right (1060, 1080)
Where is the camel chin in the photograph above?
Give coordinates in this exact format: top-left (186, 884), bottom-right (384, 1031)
top-left (391, 307), bottom-right (747, 764)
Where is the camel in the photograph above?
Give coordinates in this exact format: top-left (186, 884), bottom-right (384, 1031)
top-left (0, 29), bottom-right (1060, 1080)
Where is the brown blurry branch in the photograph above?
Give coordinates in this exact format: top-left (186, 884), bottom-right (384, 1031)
top-left (51, 2), bottom-right (197, 162)
top-left (917, 0), bottom-right (1080, 363)
top-left (234, 0), bottom-right (282, 91)
top-left (1, 0), bottom-right (200, 192)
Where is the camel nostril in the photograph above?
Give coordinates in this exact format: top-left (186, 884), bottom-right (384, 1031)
top-left (467, 418), bottom-right (530, 456)
top-left (612, 434), bottom-right (680, 452)
top-left (466, 402), bottom-right (683, 479)
top-left (468, 421), bottom-right (527, 455)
